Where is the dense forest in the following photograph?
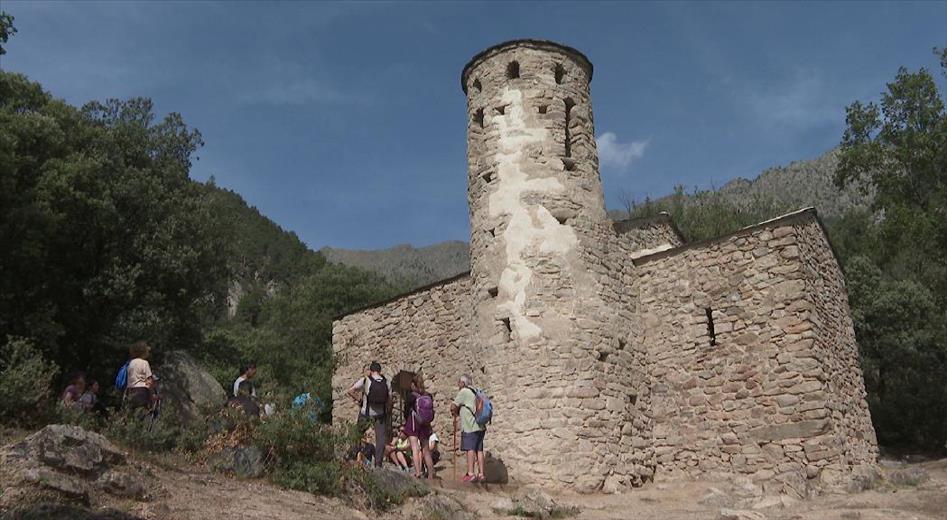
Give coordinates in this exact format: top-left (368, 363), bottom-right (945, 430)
top-left (0, 11), bottom-right (944, 456)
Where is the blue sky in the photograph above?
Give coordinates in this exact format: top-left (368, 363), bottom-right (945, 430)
top-left (3, 2), bottom-right (945, 250)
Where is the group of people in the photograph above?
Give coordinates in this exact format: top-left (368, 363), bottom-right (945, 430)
top-left (60, 340), bottom-right (158, 417)
top-left (346, 361), bottom-right (489, 483)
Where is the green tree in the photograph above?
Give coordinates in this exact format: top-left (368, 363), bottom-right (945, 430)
top-left (835, 49), bottom-right (947, 452)
top-left (0, 11), bottom-right (15, 55)
top-left (0, 72), bottom-right (229, 376)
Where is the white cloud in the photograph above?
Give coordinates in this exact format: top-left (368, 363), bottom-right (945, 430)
top-left (596, 133), bottom-right (650, 171)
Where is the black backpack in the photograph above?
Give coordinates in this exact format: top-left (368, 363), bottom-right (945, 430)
top-left (365, 376), bottom-right (389, 406)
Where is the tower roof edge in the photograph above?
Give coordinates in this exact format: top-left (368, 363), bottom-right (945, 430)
top-left (461, 39), bottom-right (593, 93)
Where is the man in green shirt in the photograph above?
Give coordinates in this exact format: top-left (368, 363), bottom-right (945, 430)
top-left (450, 374), bottom-right (485, 482)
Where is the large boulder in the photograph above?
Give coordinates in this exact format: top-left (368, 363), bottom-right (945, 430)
top-left (157, 351), bottom-right (227, 425)
top-left (0, 425), bottom-right (156, 509)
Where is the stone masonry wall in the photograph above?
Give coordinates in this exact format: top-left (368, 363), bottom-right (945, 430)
top-left (794, 219), bottom-right (878, 478)
top-left (331, 275), bottom-right (474, 444)
top-left (634, 210), bottom-right (874, 496)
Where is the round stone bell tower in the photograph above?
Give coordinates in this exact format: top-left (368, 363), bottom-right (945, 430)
top-left (461, 39), bottom-right (608, 486)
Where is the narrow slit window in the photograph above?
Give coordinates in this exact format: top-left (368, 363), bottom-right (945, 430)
top-left (500, 317), bottom-right (512, 341)
top-left (474, 108), bottom-right (484, 128)
top-left (494, 105), bottom-right (506, 116)
top-left (705, 307), bottom-right (716, 346)
top-left (488, 227), bottom-right (497, 237)
top-left (537, 105), bottom-right (548, 114)
top-left (554, 63), bottom-right (565, 84)
top-left (487, 286), bottom-right (498, 298)
top-left (564, 98), bottom-right (575, 158)
top-left (481, 170), bottom-right (494, 183)
top-left (472, 79), bottom-right (482, 93)
top-left (507, 61), bottom-right (520, 79)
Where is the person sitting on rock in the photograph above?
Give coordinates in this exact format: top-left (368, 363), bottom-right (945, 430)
top-left (429, 432), bottom-right (441, 467)
top-left (385, 428), bottom-right (412, 472)
top-left (232, 362), bottom-right (257, 399)
top-left (61, 372), bottom-right (86, 407)
top-left (125, 341), bottom-right (158, 412)
top-left (228, 380), bottom-right (260, 418)
top-left (77, 379), bottom-right (100, 411)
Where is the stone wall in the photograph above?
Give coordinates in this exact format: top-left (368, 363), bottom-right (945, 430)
top-left (331, 274), bottom-right (474, 443)
top-left (794, 219), bottom-right (878, 476)
top-left (613, 214), bottom-right (684, 256)
top-left (634, 209), bottom-right (875, 496)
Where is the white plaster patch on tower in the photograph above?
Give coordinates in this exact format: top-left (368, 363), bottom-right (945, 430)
top-left (489, 87), bottom-right (578, 340)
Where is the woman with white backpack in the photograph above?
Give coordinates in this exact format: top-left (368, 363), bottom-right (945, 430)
top-left (404, 373), bottom-right (436, 479)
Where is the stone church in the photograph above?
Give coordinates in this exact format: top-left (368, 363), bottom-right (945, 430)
top-left (332, 40), bottom-right (877, 494)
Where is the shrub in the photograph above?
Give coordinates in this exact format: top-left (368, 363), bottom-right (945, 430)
top-left (0, 336), bottom-right (59, 424)
top-left (101, 406), bottom-right (208, 453)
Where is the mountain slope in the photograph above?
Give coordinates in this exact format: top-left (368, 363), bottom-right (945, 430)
top-left (320, 241), bottom-right (469, 288)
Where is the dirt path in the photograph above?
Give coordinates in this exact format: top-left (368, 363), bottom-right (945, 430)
top-left (127, 463), bottom-right (367, 520)
top-left (65, 456), bottom-right (947, 520)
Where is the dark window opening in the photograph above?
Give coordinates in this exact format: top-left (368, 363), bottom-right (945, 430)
top-left (597, 350), bottom-right (608, 362)
top-left (705, 307), bottom-right (716, 346)
top-left (487, 286), bottom-right (499, 298)
top-left (554, 63), bottom-right (565, 84)
top-left (618, 339), bottom-right (627, 351)
top-left (537, 105), bottom-right (548, 114)
top-left (474, 108), bottom-right (484, 128)
top-left (500, 317), bottom-right (512, 341)
top-left (472, 79), bottom-right (482, 93)
top-left (494, 105), bottom-right (506, 116)
top-left (507, 61), bottom-right (520, 79)
top-left (629, 393), bottom-right (638, 406)
top-left (480, 366), bottom-right (486, 374)
top-left (554, 214), bottom-right (570, 225)
top-left (562, 158), bottom-right (576, 171)
top-left (564, 98), bottom-right (575, 158)
top-left (481, 170), bottom-right (494, 183)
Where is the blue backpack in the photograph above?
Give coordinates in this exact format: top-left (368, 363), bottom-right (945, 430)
top-left (468, 388), bottom-right (493, 427)
top-left (114, 361), bottom-right (130, 391)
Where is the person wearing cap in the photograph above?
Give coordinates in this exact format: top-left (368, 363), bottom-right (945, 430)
top-left (347, 361), bottom-right (391, 468)
top-left (126, 340), bottom-right (158, 411)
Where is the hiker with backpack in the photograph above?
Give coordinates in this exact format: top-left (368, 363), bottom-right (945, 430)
top-left (346, 361), bottom-right (391, 468)
top-left (118, 341), bottom-right (159, 411)
top-left (450, 374), bottom-right (492, 483)
top-left (404, 373), bottom-right (436, 480)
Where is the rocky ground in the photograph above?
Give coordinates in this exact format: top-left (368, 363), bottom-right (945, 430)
top-left (2, 426), bottom-right (945, 520)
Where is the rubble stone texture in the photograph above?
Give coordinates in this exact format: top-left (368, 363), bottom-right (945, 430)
top-left (332, 40), bottom-right (877, 492)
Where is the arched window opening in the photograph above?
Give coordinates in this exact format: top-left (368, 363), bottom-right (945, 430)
top-left (474, 108), bottom-right (484, 128)
top-left (554, 63), bottom-right (565, 84)
top-left (507, 61), bottom-right (520, 80)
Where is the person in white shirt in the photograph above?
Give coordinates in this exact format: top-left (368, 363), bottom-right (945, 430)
top-left (232, 362), bottom-right (257, 399)
top-left (126, 341), bottom-right (157, 411)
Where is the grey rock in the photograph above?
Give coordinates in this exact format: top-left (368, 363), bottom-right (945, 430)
top-left (24, 467), bottom-right (89, 500)
top-left (718, 509), bottom-right (767, 520)
top-left (208, 446), bottom-right (266, 479)
top-left (158, 350), bottom-right (227, 424)
top-left (96, 470), bottom-right (151, 499)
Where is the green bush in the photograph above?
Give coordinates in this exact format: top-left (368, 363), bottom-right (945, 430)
top-left (0, 336), bottom-right (59, 424)
top-left (100, 407), bottom-right (208, 453)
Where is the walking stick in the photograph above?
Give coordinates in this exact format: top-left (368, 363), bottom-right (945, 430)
top-left (452, 415), bottom-right (458, 482)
